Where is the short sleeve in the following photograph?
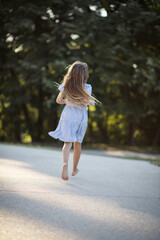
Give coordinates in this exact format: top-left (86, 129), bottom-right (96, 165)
top-left (88, 84), bottom-right (92, 95)
top-left (58, 83), bottom-right (64, 92)
top-left (85, 84), bottom-right (92, 95)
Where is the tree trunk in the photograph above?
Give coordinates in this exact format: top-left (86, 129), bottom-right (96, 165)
top-left (153, 125), bottom-right (160, 146)
top-left (96, 107), bottom-right (108, 144)
top-left (128, 121), bottom-right (135, 145)
top-left (88, 120), bottom-right (95, 142)
top-left (22, 103), bottom-right (37, 142)
top-left (37, 84), bottom-right (44, 142)
top-left (15, 118), bottom-right (21, 142)
top-left (97, 119), bottom-right (108, 143)
top-left (49, 109), bottom-right (58, 130)
top-left (87, 110), bottom-right (95, 142)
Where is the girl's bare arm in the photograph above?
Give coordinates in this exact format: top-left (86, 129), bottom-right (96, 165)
top-left (56, 91), bottom-right (66, 104)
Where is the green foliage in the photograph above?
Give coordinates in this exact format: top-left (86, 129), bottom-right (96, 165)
top-left (0, 0), bottom-right (160, 146)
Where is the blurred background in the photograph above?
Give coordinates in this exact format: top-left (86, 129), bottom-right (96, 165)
top-left (0, 0), bottom-right (160, 150)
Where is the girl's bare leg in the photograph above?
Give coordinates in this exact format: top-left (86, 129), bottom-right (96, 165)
top-left (72, 141), bottom-right (81, 176)
top-left (62, 142), bottom-right (72, 180)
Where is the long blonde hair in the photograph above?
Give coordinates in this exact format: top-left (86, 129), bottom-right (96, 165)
top-left (60, 61), bottom-right (98, 108)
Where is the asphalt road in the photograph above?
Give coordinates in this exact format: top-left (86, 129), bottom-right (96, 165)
top-left (0, 143), bottom-right (160, 240)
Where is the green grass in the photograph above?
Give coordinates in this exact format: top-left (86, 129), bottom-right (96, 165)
top-left (84, 143), bottom-right (160, 154)
top-left (149, 159), bottom-right (160, 167)
top-left (110, 156), bottom-right (160, 166)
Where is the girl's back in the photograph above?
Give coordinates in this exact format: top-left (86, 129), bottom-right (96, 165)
top-left (48, 61), bottom-right (98, 180)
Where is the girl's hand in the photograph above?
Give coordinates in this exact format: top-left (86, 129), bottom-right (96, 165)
top-left (56, 91), bottom-right (66, 105)
top-left (89, 100), bottom-right (95, 106)
top-left (61, 98), bottom-right (66, 104)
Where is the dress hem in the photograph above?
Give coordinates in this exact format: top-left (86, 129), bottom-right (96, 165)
top-left (48, 132), bottom-right (82, 143)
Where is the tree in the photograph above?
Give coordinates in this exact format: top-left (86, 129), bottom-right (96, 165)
top-left (0, 0), bottom-right (160, 147)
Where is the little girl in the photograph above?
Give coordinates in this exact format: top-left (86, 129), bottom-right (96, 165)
top-left (48, 61), bottom-right (97, 180)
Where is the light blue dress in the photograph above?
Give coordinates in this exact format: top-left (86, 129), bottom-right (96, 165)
top-left (48, 83), bottom-right (92, 143)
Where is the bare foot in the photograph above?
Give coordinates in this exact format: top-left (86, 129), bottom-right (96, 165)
top-left (61, 163), bottom-right (68, 180)
top-left (72, 168), bottom-right (79, 176)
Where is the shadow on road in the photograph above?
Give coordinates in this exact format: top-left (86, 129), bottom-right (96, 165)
top-left (0, 144), bottom-right (160, 240)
